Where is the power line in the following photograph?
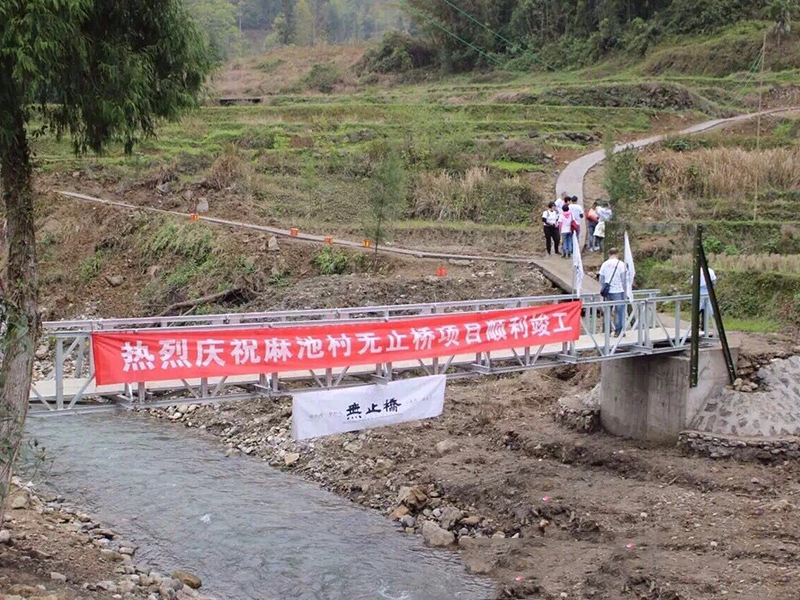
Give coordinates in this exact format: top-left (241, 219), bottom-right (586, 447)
top-left (436, 0), bottom-right (556, 71)
top-left (404, 3), bottom-right (507, 68)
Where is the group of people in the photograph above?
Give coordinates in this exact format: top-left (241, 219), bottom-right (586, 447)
top-left (541, 191), bottom-right (612, 258)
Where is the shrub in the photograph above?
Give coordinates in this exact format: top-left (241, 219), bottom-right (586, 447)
top-left (207, 147), bottom-right (249, 191)
top-left (356, 32), bottom-right (436, 75)
top-left (313, 248), bottom-right (350, 275)
top-left (301, 63), bottom-right (341, 94)
top-left (604, 147), bottom-right (646, 208)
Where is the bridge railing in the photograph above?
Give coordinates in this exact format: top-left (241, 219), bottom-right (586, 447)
top-left (32, 290), bottom-right (712, 414)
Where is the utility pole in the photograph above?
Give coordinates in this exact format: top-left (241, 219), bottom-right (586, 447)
top-left (754, 31), bottom-right (767, 221)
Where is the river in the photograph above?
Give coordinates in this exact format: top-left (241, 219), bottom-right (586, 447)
top-left (28, 413), bottom-right (495, 600)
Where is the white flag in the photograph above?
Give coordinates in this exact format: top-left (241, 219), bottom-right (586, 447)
top-left (624, 231), bottom-right (636, 302)
top-left (572, 231), bottom-right (584, 297)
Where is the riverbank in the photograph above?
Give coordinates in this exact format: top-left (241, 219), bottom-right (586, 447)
top-left (144, 341), bottom-right (800, 600)
top-left (0, 480), bottom-right (211, 600)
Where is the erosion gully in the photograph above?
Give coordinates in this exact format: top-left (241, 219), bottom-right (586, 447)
top-left (28, 413), bottom-right (494, 600)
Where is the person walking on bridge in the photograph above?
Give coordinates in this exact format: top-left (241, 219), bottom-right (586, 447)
top-left (542, 202), bottom-right (560, 256)
top-left (599, 248), bottom-right (627, 336)
top-left (586, 203), bottom-right (599, 252)
top-left (558, 204), bottom-right (575, 258)
top-left (555, 191), bottom-right (567, 212)
top-left (568, 196), bottom-right (584, 238)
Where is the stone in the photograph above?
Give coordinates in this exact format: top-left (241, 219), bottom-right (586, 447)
top-left (147, 265), bottom-right (162, 280)
top-left (267, 236), bottom-right (280, 252)
top-left (0, 529), bottom-right (11, 544)
top-left (389, 505), bottom-right (410, 520)
top-left (10, 491), bottom-right (29, 510)
top-left (447, 259), bottom-right (472, 267)
top-left (461, 516), bottom-right (481, 527)
top-left (343, 440), bottom-right (363, 453)
top-left (435, 439), bottom-right (461, 456)
top-left (422, 521), bottom-right (456, 547)
top-left (461, 552), bottom-right (494, 575)
top-left (173, 570), bottom-right (202, 589)
top-left (118, 580), bottom-right (136, 594)
top-left (400, 515), bottom-right (416, 529)
top-left (439, 507), bottom-right (463, 531)
top-left (50, 572), bottom-right (67, 582)
top-left (35, 342), bottom-right (50, 360)
top-left (397, 486), bottom-right (428, 511)
top-left (96, 580), bottom-right (116, 592)
top-left (105, 274), bottom-right (124, 287)
top-left (164, 576), bottom-right (185, 591)
top-left (283, 453), bottom-right (300, 466)
top-left (196, 198), bottom-right (210, 213)
top-left (100, 549), bottom-right (125, 562)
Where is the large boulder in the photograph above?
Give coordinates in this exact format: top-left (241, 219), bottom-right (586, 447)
top-left (422, 521), bottom-right (455, 547)
top-left (173, 570), bottom-right (202, 589)
top-left (439, 507), bottom-right (463, 531)
top-left (396, 486), bottom-right (427, 511)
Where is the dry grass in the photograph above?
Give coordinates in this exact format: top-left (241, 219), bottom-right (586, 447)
top-left (211, 44), bottom-right (369, 98)
top-left (412, 167), bottom-right (490, 221)
top-left (646, 147), bottom-right (800, 200)
top-left (206, 147), bottom-right (250, 191)
top-left (671, 253), bottom-right (800, 273)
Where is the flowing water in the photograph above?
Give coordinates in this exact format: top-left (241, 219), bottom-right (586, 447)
top-left (28, 413), bottom-right (495, 600)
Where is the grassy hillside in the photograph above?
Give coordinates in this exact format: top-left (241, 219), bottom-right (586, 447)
top-left (25, 26), bottom-right (800, 327)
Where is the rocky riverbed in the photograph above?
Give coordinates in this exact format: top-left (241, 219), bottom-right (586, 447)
top-left (142, 360), bottom-right (800, 600)
top-left (0, 480), bottom-right (210, 600)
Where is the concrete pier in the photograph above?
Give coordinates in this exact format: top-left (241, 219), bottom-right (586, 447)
top-left (600, 346), bottom-right (737, 443)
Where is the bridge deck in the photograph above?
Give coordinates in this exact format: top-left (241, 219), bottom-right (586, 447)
top-left (32, 323), bottom-right (690, 404)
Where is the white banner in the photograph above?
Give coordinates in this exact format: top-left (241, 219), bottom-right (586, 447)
top-left (572, 231), bottom-right (584, 298)
top-left (624, 231), bottom-right (636, 302)
top-left (292, 375), bottom-right (446, 440)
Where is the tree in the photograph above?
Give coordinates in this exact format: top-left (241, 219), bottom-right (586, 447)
top-left (768, 0), bottom-right (796, 37)
top-left (363, 147), bottom-right (407, 262)
top-left (0, 0), bottom-right (211, 521)
top-left (295, 0), bottom-right (316, 45)
top-left (187, 0), bottom-right (242, 62)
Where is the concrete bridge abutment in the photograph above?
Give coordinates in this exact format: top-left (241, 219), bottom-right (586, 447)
top-left (600, 345), bottom-right (738, 443)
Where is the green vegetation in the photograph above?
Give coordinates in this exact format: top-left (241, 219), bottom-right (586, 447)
top-left (79, 251), bottom-right (105, 283)
top-left (490, 160), bottom-right (542, 173)
top-left (313, 247), bottom-right (351, 274)
top-left (364, 146), bottom-right (407, 255)
top-left (405, 0), bottom-right (797, 71)
top-left (603, 140), bottom-right (646, 209)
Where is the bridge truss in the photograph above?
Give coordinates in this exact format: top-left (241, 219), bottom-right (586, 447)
top-left (30, 291), bottom-right (716, 416)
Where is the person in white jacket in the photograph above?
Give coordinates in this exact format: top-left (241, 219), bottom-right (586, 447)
top-left (599, 248), bottom-right (628, 336)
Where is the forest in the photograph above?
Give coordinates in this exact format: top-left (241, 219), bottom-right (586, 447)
top-left (404, 0), bottom-right (795, 70)
top-left (186, 0), bottom-right (796, 70)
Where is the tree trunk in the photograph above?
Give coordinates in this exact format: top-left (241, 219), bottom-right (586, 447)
top-left (0, 107), bottom-right (40, 526)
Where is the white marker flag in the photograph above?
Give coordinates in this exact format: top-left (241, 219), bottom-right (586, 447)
top-left (624, 231), bottom-right (636, 302)
top-left (572, 231), bottom-right (584, 297)
top-left (292, 375), bottom-right (446, 440)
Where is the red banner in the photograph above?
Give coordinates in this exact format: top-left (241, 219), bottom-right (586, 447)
top-left (92, 301), bottom-right (582, 385)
